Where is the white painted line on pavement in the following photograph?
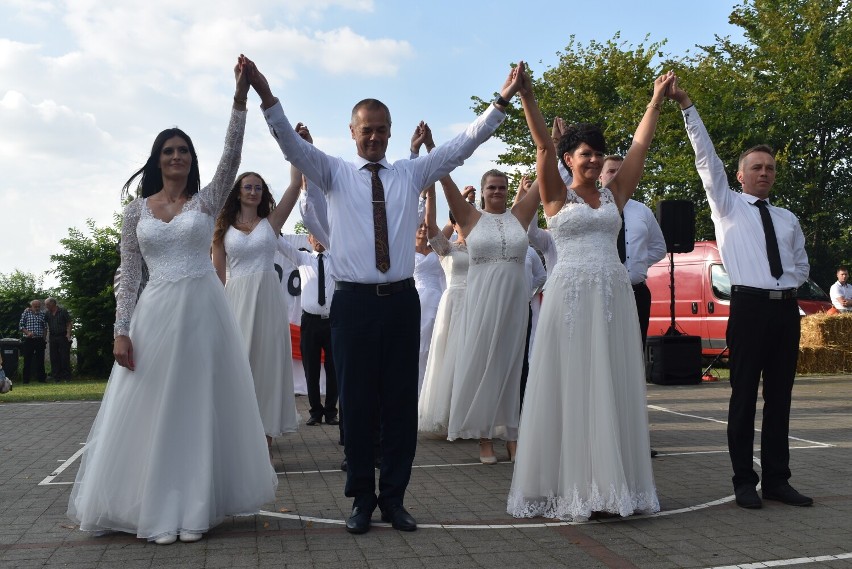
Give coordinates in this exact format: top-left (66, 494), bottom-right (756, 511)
top-left (704, 551), bottom-right (852, 568)
top-left (39, 443), bottom-right (85, 486)
top-left (648, 405), bottom-right (834, 448)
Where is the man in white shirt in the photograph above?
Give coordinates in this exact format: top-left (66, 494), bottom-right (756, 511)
top-left (249, 59), bottom-right (523, 534)
top-left (670, 79), bottom-right (812, 510)
top-left (829, 267), bottom-right (852, 312)
top-left (278, 234), bottom-right (338, 428)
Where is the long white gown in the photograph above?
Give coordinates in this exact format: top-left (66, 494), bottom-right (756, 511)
top-left (418, 233), bottom-right (469, 435)
top-left (507, 187), bottom-right (659, 521)
top-left (414, 249), bottom-right (446, 391)
top-left (67, 109), bottom-right (278, 541)
top-left (447, 211), bottom-right (528, 442)
top-left (223, 218), bottom-right (299, 436)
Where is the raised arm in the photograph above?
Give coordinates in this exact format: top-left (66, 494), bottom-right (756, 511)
top-left (516, 64), bottom-right (567, 218)
top-left (212, 239), bottom-right (227, 285)
top-left (267, 123), bottom-right (313, 234)
top-left (511, 176), bottom-right (541, 231)
top-left (607, 71), bottom-right (674, 208)
top-left (440, 171), bottom-right (480, 238)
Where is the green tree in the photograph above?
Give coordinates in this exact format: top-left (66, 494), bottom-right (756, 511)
top-left (50, 217), bottom-right (121, 376)
top-left (0, 270), bottom-right (55, 338)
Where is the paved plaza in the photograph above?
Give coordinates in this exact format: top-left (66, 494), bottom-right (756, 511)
top-left (1, 375), bottom-right (851, 569)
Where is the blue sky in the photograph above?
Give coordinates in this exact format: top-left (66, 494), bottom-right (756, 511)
top-left (0, 0), bottom-right (745, 287)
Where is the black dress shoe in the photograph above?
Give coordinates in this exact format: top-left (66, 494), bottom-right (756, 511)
top-left (345, 507), bottom-right (372, 534)
top-left (306, 417), bottom-right (321, 426)
top-left (734, 485), bottom-right (762, 509)
top-left (650, 448), bottom-right (659, 458)
top-left (380, 504), bottom-right (417, 531)
top-left (340, 458), bottom-right (347, 471)
top-left (325, 416), bottom-right (340, 426)
top-left (763, 484), bottom-right (813, 506)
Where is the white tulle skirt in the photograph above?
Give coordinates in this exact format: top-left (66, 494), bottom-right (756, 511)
top-left (67, 272), bottom-right (278, 540)
top-left (418, 286), bottom-right (466, 434)
top-left (225, 270), bottom-right (299, 436)
top-left (507, 273), bottom-right (659, 521)
top-left (417, 284), bottom-right (444, 392)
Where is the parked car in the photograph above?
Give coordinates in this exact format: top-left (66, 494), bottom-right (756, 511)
top-left (646, 241), bottom-right (831, 356)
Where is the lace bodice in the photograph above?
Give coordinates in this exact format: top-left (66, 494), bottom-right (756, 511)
top-left (224, 219), bottom-right (278, 279)
top-left (429, 233), bottom-right (469, 289)
top-left (114, 108), bottom-right (246, 337)
top-left (414, 250), bottom-right (445, 293)
top-left (546, 187), bottom-right (629, 322)
top-left (467, 211), bottom-right (527, 267)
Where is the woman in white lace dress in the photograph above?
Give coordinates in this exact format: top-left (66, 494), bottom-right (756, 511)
top-left (68, 57), bottom-right (277, 544)
top-left (506, 65), bottom-right (673, 521)
top-left (212, 167), bottom-right (303, 450)
top-left (418, 181), bottom-right (471, 435)
top-left (442, 122), bottom-right (541, 463)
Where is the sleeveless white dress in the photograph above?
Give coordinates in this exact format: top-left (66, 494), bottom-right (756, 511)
top-left (414, 249), bottom-right (446, 391)
top-left (418, 233), bottom-right (469, 435)
top-left (447, 211), bottom-right (528, 442)
top-left (507, 188), bottom-right (659, 521)
top-left (224, 218), bottom-right (299, 437)
top-left (67, 109), bottom-right (278, 541)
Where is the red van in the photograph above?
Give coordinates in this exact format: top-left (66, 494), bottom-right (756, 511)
top-left (646, 241), bottom-right (831, 356)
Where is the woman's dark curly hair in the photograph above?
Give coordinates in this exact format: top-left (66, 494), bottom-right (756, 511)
top-left (556, 123), bottom-right (607, 172)
top-left (213, 172), bottom-right (276, 245)
top-left (122, 128), bottom-right (201, 199)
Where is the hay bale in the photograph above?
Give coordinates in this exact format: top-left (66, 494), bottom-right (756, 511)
top-left (797, 346), bottom-right (852, 374)
top-left (799, 313), bottom-right (852, 348)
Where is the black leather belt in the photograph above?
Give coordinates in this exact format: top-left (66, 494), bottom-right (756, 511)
top-left (731, 285), bottom-right (797, 300)
top-left (335, 278), bottom-right (415, 296)
top-left (302, 310), bottom-right (330, 320)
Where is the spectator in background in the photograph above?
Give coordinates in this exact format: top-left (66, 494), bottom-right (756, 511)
top-left (19, 299), bottom-right (47, 384)
top-left (44, 298), bottom-right (73, 382)
top-left (829, 267), bottom-right (852, 313)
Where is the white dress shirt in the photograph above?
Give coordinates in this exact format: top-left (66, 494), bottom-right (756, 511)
top-left (277, 240), bottom-right (335, 318)
top-left (527, 225), bottom-right (557, 277)
top-left (829, 281), bottom-right (852, 312)
top-left (556, 160), bottom-right (665, 284)
top-left (682, 106), bottom-right (809, 289)
top-left (264, 101), bottom-right (506, 284)
top-left (622, 199), bottom-right (667, 285)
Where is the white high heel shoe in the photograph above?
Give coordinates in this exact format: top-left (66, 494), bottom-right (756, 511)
top-left (154, 534), bottom-right (177, 545)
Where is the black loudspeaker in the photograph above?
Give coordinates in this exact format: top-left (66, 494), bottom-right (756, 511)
top-left (657, 200), bottom-right (695, 253)
top-left (645, 335), bottom-right (702, 385)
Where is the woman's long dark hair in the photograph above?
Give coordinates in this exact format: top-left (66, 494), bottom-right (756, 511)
top-left (213, 172), bottom-right (276, 245)
top-left (121, 128), bottom-right (201, 199)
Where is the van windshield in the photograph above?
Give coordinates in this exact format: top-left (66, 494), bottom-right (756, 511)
top-left (711, 262), bottom-right (829, 301)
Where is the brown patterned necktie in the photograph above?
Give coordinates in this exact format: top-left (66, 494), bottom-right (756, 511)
top-left (365, 163), bottom-right (390, 273)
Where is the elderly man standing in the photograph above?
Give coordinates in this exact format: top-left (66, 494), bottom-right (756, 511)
top-left (669, 78), bottom-right (812, 509)
top-left (246, 56), bottom-right (524, 534)
top-left (19, 300), bottom-right (47, 384)
top-left (45, 298), bottom-right (73, 382)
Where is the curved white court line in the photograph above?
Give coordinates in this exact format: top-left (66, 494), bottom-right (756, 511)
top-left (703, 551), bottom-right (852, 569)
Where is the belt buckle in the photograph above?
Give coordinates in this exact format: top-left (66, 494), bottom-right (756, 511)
top-left (769, 290), bottom-right (783, 300)
top-left (321, 314), bottom-right (329, 319)
top-left (376, 283), bottom-right (390, 297)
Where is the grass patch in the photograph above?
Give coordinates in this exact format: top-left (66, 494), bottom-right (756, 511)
top-left (0, 377), bottom-right (107, 403)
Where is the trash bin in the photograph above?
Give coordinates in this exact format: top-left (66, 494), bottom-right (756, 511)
top-left (0, 338), bottom-right (21, 380)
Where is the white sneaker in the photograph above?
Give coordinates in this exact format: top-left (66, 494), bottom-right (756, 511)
top-left (179, 531), bottom-right (203, 543)
top-left (154, 534), bottom-right (177, 545)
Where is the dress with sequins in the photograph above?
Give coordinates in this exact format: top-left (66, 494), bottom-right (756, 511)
top-left (67, 109), bottom-right (278, 541)
top-left (447, 211), bottom-right (528, 442)
top-left (507, 187), bottom-right (659, 521)
top-left (418, 232), bottom-right (469, 435)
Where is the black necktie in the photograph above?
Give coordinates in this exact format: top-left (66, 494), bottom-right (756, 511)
top-left (617, 211), bottom-right (627, 264)
top-left (364, 163), bottom-right (390, 273)
top-left (753, 200), bottom-right (783, 280)
top-left (317, 253), bottom-right (326, 306)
